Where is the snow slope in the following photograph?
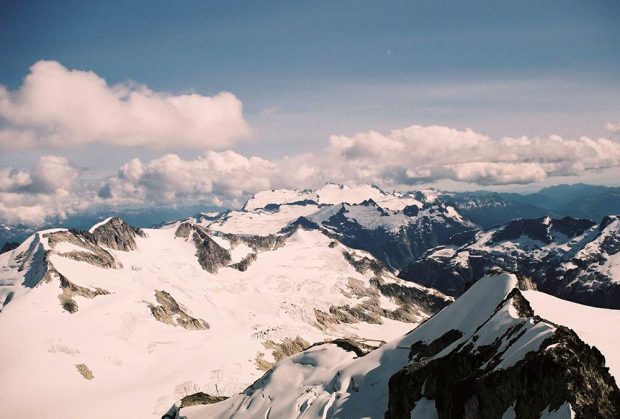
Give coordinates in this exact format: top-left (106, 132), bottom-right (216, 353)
top-left (0, 219), bottom-right (448, 419)
top-left (184, 273), bottom-right (620, 419)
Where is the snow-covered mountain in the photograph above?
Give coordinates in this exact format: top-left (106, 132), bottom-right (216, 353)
top-left (178, 272), bottom-right (620, 419)
top-left (205, 184), bottom-right (475, 272)
top-left (0, 216), bottom-right (449, 418)
top-left (401, 215), bottom-right (620, 308)
top-left (1, 184), bottom-right (619, 418)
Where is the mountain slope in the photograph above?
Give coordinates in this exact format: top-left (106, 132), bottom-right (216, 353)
top-left (181, 273), bottom-right (620, 419)
top-left (0, 217), bottom-right (449, 419)
top-left (401, 215), bottom-right (620, 308)
top-left (207, 184), bottom-right (475, 272)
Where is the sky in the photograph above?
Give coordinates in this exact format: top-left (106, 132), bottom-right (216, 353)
top-left (1, 0), bottom-right (620, 224)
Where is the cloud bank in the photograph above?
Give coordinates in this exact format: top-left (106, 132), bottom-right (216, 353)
top-left (0, 156), bottom-right (86, 225)
top-left (0, 61), bottom-right (249, 150)
top-left (95, 125), bottom-right (620, 209)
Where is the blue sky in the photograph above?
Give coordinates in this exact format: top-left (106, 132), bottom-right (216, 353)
top-left (0, 1), bottom-right (619, 222)
top-left (2, 1), bottom-right (619, 156)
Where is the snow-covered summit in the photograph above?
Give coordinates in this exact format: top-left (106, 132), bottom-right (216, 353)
top-left (242, 183), bottom-right (434, 212)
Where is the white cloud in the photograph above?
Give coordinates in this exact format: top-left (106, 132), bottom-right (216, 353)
top-left (99, 151), bottom-right (276, 208)
top-left (0, 156), bottom-right (86, 225)
top-left (0, 60), bottom-right (250, 150)
top-left (323, 126), bottom-right (620, 186)
top-left (4, 125), bottom-right (620, 225)
top-left (97, 125), bottom-right (620, 208)
top-left (607, 121), bottom-right (620, 134)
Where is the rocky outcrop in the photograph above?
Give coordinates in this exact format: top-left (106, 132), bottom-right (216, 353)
top-left (314, 275), bottom-right (450, 330)
top-left (148, 290), bottom-right (209, 330)
top-left (75, 363), bottom-right (94, 380)
top-left (256, 336), bottom-right (310, 371)
top-left (229, 253), bottom-right (257, 271)
top-left (180, 392), bottom-right (228, 408)
top-left (386, 290), bottom-right (620, 419)
top-left (0, 241), bottom-right (19, 254)
top-left (192, 227), bottom-right (231, 273)
top-left (46, 230), bottom-right (116, 269)
top-left (58, 274), bottom-right (110, 313)
top-left (86, 217), bottom-right (145, 251)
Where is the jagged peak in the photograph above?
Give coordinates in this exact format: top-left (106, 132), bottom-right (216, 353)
top-left (85, 217), bottom-right (145, 251)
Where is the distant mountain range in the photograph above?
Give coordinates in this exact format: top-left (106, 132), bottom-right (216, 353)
top-left (446, 183), bottom-right (620, 228)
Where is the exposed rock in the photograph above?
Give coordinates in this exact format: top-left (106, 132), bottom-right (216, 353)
top-left (174, 222), bottom-right (193, 239)
top-left (229, 253), bottom-right (257, 271)
top-left (148, 290), bottom-right (209, 330)
top-left (192, 227), bottom-right (231, 273)
top-left (0, 241), bottom-right (19, 254)
top-left (306, 337), bottom-right (380, 357)
top-left (239, 234), bottom-right (287, 252)
top-left (408, 329), bottom-right (463, 361)
top-left (343, 251), bottom-right (386, 275)
top-left (58, 274), bottom-right (110, 314)
top-left (265, 336), bottom-right (310, 362)
top-left (46, 231), bottom-right (116, 269)
top-left (75, 363), bottom-right (94, 380)
top-left (180, 392), bottom-right (228, 408)
top-left (256, 336), bottom-right (310, 371)
top-left (386, 290), bottom-right (620, 419)
top-left (86, 217), bottom-right (145, 251)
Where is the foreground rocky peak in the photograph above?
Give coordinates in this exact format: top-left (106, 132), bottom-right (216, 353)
top-left (180, 273), bottom-right (620, 419)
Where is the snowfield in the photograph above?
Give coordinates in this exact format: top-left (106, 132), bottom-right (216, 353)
top-left (0, 218), bottom-right (447, 419)
top-left (184, 273), bottom-right (620, 419)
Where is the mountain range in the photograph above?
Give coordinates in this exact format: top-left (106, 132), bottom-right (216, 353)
top-left (0, 183), bottom-right (618, 418)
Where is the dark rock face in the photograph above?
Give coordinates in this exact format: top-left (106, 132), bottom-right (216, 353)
top-left (386, 290), bottom-right (620, 419)
top-left (229, 253), bottom-right (257, 271)
top-left (402, 205), bottom-right (420, 217)
top-left (174, 222), bottom-right (193, 239)
top-left (84, 217), bottom-right (146, 251)
top-left (0, 241), bottom-right (19, 254)
top-left (239, 234), bottom-right (287, 252)
top-left (408, 329), bottom-right (463, 361)
top-left (316, 203), bottom-right (475, 271)
top-left (192, 226), bottom-right (231, 273)
top-left (490, 217), bottom-right (595, 245)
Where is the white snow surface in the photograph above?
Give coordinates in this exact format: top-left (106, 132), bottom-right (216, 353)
top-left (88, 216), bottom-right (114, 233)
top-left (523, 289), bottom-right (620, 378)
top-left (187, 273), bottom-right (620, 419)
top-left (243, 184), bottom-right (426, 212)
top-left (0, 223), bottom-right (443, 419)
top-left (184, 273), bottom-right (520, 419)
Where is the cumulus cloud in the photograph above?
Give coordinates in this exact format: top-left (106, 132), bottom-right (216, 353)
top-left (0, 156), bottom-right (86, 225)
top-left (96, 125), bottom-right (620, 208)
top-left (0, 60), bottom-right (250, 149)
top-left (324, 126), bottom-right (620, 186)
top-left (5, 125), bottom-right (620, 225)
top-left (99, 151), bottom-right (276, 208)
